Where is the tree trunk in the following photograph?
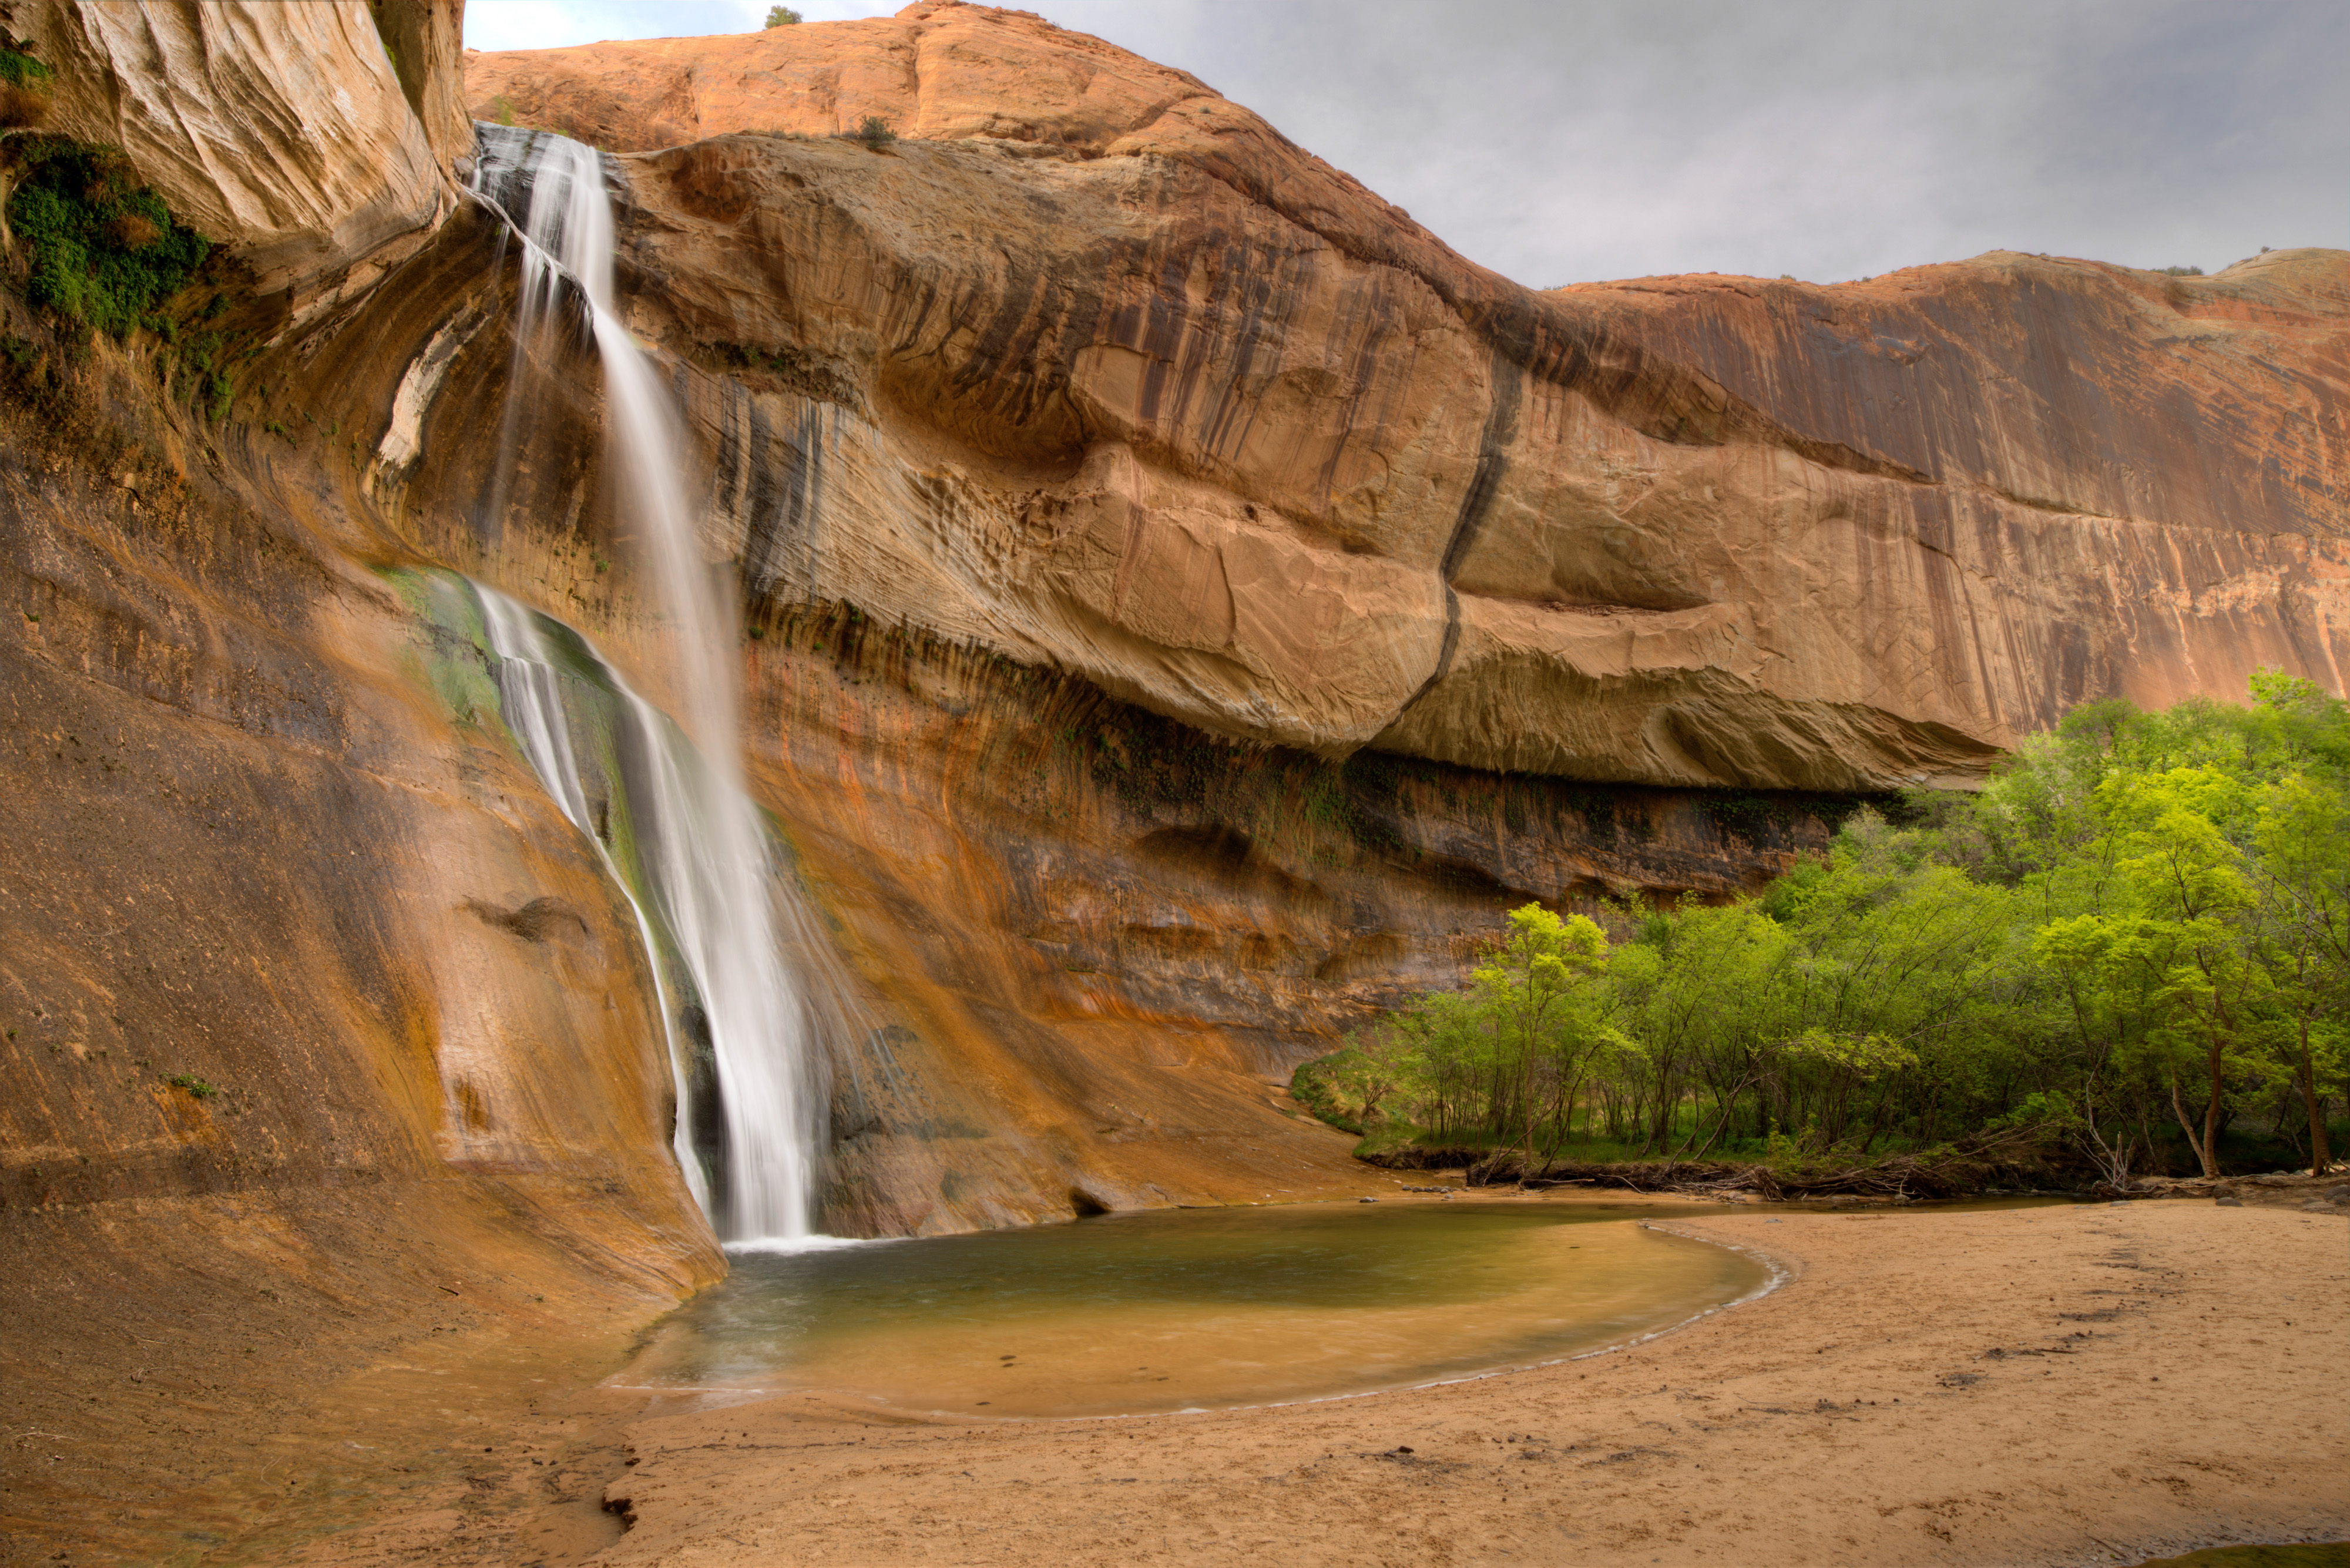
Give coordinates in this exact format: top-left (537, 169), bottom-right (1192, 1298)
top-left (2173, 1072), bottom-right (2217, 1178)
top-left (1553, 1089), bottom-right (1580, 1161)
top-left (1857, 1094), bottom-right (1895, 1158)
top-left (2201, 1035), bottom-right (2226, 1178)
top-left (1688, 1078), bottom-right (1751, 1161)
top-left (2301, 1017), bottom-right (2332, 1176)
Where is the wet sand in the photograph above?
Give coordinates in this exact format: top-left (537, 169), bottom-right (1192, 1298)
top-left (292, 1194), bottom-right (2348, 1567)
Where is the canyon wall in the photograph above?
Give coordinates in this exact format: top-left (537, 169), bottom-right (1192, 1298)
top-left (4, 5), bottom-right (2348, 1544)
top-left (0, 2), bottom-right (725, 1255)
top-left (3, 0), bottom-right (2344, 1269)
top-left (466, 0), bottom-right (2350, 794)
top-left (315, 187), bottom-right (1845, 1237)
top-left (0, 8), bottom-right (713, 1554)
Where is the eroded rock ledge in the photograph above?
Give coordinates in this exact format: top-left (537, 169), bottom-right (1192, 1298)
top-left (461, 0), bottom-right (2350, 793)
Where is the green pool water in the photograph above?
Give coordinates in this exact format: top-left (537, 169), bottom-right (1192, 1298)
top-left (619, 1200), bottom-right (1770, 1418)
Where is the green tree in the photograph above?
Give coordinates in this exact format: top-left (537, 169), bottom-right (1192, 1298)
top-left (2097, 767), bottom-right (2275, 1176)
top-left (2251, 771), bottom-right (2350, 1172)
top-left (2030, 912), bottom-right (2166, 1181)
top-left (1603, 897), bottom-right (1787, 1157)
top-left (1316, 1019), bottom-right (1426, 1129)
top-left (1469, 905), bottom-right (1613, 1181)
top-left (1294, 674), bottom-right (2350, 1183)
top-left (766, 6), bottom-right (803, 24)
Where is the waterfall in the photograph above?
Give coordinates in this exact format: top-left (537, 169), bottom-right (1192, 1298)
top-left (466, 125), bottom-right (827, 1246)
top-left (471, 585), bottom-right (707, 1218)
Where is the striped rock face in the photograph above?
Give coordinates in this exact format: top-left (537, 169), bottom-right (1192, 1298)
top-left (461, 1), bottom-right (2350, 793)
top-left (13, 0), bottom-right (2340, 1243)
top-left (5, 15), bottom-right (2349, 1501)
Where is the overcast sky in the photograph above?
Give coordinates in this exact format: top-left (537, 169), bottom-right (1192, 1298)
top-left (461, 0), bottom-right (2348, 288)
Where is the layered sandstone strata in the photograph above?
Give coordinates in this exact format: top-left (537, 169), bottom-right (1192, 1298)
top-left (0, 0), bottom-right (463, 298)
top-left (311, 184), bottom-right (1844, 1234)
top-left (12, 6), bottom-right (2344, 1545)
top-left (0, 0), bottom-right (723, 1264)
top-left (465, 1), bottom-right (2350, 793)
top-left (7, 0), bottom-right (2345, 1268)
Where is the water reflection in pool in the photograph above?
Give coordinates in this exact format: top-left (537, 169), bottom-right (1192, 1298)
top-left (620, 1202), bottom-right (1770, 1418)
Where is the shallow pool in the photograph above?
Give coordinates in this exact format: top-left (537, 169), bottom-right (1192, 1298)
top-left (619, 1201), bottom-right (1770, 1418)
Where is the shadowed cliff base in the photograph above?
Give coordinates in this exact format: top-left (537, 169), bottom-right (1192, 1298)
top-left (725, 596), bottom-right (1861, 1234)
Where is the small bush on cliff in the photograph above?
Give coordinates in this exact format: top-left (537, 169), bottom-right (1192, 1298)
top-left (851, 115), bottom-right (897, 150)
top-left (766, 5), bottom-right (803, 23)
top-left (0, 33), bottom-right (51, 126)
top-left (164, 1073), bottom-right (218, 1101)
top-left (0, 34), bottom-right (49, 83)
top-left (7, 139), bottom-right (209, 337)
top-left (2161, 265), bottom-right (2204, 277)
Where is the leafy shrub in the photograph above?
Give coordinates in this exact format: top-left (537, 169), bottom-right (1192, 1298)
top-left (0, 32), bottom-right (49, 84)
top-left (164, 1073), bottom-right (219, 1101)
top-left (0, 33), bottom-right (49, 126)
top-left (766, 5), bottom-right (804, 23)
top-left (2160, 265), bottom-right (2204, 277)
top-left (8, 139), bottom-right (209, 337)
top-left (852, 114), bottom-right (896, 149)
top-left (1289, 1055), bottom-right (1365, 1134)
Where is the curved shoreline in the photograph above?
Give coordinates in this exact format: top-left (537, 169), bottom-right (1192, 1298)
top-left (587, 1200), bottom-right (2345, 1568)
top-left (262, 1197), bottom-right (2348, 1567)
top-left (609, 1204), bottom-right (1774, 1427)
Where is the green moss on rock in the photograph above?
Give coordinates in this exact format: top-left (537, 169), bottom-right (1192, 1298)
top-left (8, 139), bottom-right (208, 338)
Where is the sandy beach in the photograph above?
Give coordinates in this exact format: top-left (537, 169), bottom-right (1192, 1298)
top-left (280, 1195), bottom-right (2348, 1568)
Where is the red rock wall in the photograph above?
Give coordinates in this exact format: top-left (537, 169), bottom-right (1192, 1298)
top-left (463, 2), bottom-right (2350, 793)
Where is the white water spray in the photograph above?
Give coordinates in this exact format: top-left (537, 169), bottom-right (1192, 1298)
top-left (471, 126), bottom-right (825, 1245)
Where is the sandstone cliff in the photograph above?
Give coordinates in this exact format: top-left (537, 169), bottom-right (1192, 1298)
top-left (0, 8), bottom-right (721, 1554)
top-left (465, 1), bottom-right (2350, 793)
top-left (5, 3), bottom-right (2348, 1552)
top-left (318, 185), bottom-right (1844, 1238)
top-left (0, 0), bottom-right (462, 301)
top-left (6, 0), bottom-right (2343, 1277)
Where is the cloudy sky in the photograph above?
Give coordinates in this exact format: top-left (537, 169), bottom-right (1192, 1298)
top-left (462, 0), bottom-right (2347, 288)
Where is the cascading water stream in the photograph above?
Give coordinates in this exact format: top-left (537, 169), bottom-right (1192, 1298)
top-left (466, 125), bottom-right (827, 1246)
top-left (472, 587), bottom-right (708, 1217)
